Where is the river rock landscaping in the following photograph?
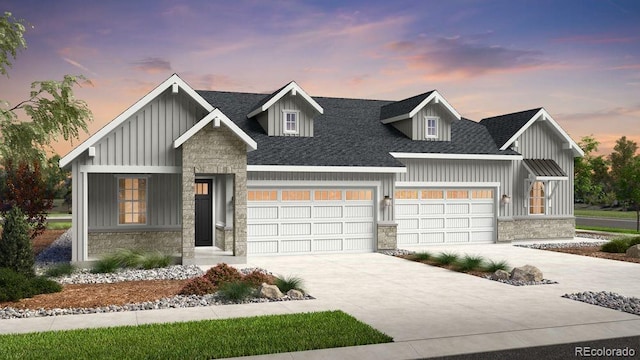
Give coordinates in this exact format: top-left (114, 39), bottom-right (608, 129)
top-left (562, 291), bottom-right (640, 316)
top-left (1, 230), bottom-right (312, 320)
top-left (516, 238), bottom-right (640, 264)
top-left (381, 249), bottom-right (558, 286)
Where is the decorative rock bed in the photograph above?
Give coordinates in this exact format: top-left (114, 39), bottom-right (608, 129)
top-left (562, 291), bottom-right (640, 316)
top-left (514, 241), bottom-right (608, 250)
top-left (1, 231), bottom-right (313, 320)
top-left (381, 249), bottom-right (558, 286)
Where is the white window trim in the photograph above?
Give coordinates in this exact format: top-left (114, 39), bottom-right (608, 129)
top-left (526, 179), bottom-right (547, 215)
top-left (117, 176), bottom-right (149, 226)
top-left (425, 116), bottom-right (438, 138)
top-left (282, 110), bottom-right (300, 134)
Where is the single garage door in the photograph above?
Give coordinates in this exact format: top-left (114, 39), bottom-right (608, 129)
top-left (247, 188), bottom-right (375, 255)
top-left (395, 188), bottom-right (495, 246)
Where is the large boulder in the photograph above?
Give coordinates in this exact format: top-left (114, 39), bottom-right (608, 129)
top-left (510, 265), bottom-right (543, 282)
top-left (259, 283), bottom-right (283, 299)
top-left (490, 269), bottom-right (510, 281)
top-left (626, 244), bottom-right (640, 258)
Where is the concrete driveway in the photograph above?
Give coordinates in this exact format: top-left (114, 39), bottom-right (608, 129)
top-left (244, 238), bottom-right (640, 357)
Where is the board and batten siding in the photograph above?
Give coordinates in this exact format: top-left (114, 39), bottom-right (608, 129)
top-left (247, 171), bottom-right (395, 222)
top-left (411, 103), bottom-right (453, 141)
top-left (87, 173), bottom-right (181, 230)
top-left (265, 93), bottom-right (315, 137)
top-left (84, 88), bottom-right (206, 167)
top-left (395, 158), bottom-right (514, 217)
top-left (512, 120), bottom-right (575, 216)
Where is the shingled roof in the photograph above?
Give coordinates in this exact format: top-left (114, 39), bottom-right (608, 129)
top-left (197, 90), bottom-right (519, 168)
top-left (379, 91), bottom-right (435, 120)
top-left (480, 108), bottom-right (541, 149)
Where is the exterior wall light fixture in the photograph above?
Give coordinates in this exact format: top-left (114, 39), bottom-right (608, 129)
top-left (383, 195), bottom-right (392, 207)
top-left (501, 194), bottom-right (511, 205)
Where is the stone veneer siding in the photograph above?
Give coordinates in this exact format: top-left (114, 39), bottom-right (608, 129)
top-left (181, 124), bottom-right (247, 264)
top-left (377, 223), bottom-right (398, 250)
top-left (215, 225), bottom-right (234, 251)
top-left (87, 231), bottom-right (181, 258)
top-left (497, 218), bottom-right (575, 242)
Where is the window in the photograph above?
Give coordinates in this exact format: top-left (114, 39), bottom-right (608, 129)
top-left (283, 110), bottom-right (299, 134)
top-left (118, 177), bottom-right (147, 225)
top-left (425, 116), bottom-right (438, 138)
top-left (345, 190), bottom-right (372, 201)
top-left (529, 181), bottom-right (545, 214)
top-left (446, 190), bottom-right (468, 199)
top-left (472, 189), bottom-right (494, 199)
top-left (314, 190), bottom-right (342, 201)
top-left (421, 190), bottom-right (444, 199)
top-left (282, 190), bottom-right (310, 201)
top-left (195, 182), bottom-right (209, 195)
top-left (395, 190), bottom-right (418, 199)
top-left (248, 190), bottom-right (277, 201)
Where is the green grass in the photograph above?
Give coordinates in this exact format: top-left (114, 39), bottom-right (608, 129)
top-left (46, 222), bottom-right (72, 230)
top-left (434, 252), bottom-right (459, 265)
top-left (576, 225), bottom-right (640, 234)
top-left (275, 275), bottom-right (305, 293)
top-left (0, 311), bottom-right (392, 359)
top-left (575, 209), bottom-right (637, 219)
top-left (456, 255), bottom-right (485, 272)
top-left (482, 259), bottom-right (510, 272)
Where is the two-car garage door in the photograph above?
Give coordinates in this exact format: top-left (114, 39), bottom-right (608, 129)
top-left (247, 188), bottom-right (375, 255)
top-left (395, 188), bottom-right (496, 246)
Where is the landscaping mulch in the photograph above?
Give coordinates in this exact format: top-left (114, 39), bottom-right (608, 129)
top-left (544, 246), bottom-right (640, 264)
top-left (32, 229), bottom-right (66, 256)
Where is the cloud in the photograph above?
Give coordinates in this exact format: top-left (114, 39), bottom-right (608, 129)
top-left (610, 64), bottom-right (640, 70)
top-left (385, 36), bottom-right (554, 81)
top-left (188, 74), bottom-right (240, 90)
top-left (62, 57), bottom-right (98, 77)
top-left (552, 35), bottom-right (636, 44)
top-left (132, 57), bottom-right (173, 74)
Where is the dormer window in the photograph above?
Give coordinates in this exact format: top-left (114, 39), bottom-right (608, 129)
top-left (283, 110), bottom-right (299, 134)
top-left (426, 116), bottom-right (438, 138)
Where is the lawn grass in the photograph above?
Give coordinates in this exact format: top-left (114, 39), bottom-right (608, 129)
top-left (0, 311), bottom-right (392, 359)
top-left (574, 209), bottom-right (636, 219)
top-left (576, 225), bottom-right (639, 235)
top-left (45, 222), bottom-right (72, 230)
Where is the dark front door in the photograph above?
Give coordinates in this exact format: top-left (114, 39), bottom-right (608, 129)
top-left (195, 179), bottom-right (213, 246)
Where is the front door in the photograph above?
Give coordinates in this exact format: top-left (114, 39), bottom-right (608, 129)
top-left (195, 179), bottom-right (213, 246)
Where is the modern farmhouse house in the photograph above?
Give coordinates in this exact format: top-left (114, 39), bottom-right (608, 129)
top-left (60, 74), bottom-right (583, 265)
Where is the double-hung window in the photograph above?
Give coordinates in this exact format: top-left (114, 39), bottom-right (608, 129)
top-left (118, 177), bottom-right (147, 224)
top-left (528, 180), bottom-right (545, 215)
top-left (283, 110), bottom-right (299, 134)
top-left (425, 116), bottom-right (438, 138)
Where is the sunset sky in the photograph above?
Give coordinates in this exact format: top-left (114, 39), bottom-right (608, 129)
top-left (1, 0), bottom-right (639, 157)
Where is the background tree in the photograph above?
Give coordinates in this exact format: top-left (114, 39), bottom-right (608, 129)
top-left (42, 154), bottom-right (70, 198)
top-left (615, 156), bottom-right (640, 231)
top-left (608, 136), bottom-right (638, 195)
top-left (0, 11), bottom-right (92, 164)
top-left (574, 135), bottom-right (603, 204)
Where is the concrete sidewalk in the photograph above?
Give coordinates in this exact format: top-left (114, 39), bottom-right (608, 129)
top-left (1, 237), bottom-right (639, 359)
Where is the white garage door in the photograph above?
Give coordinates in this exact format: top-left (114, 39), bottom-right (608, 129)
top-left (247, 188), bottom-right (375, 255)
top-left (396, 188), bottom-right (495, 246)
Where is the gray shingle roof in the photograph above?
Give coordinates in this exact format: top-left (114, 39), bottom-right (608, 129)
top-left (246, 81), bottom-right (293, 116)
top-left (197, 90), bottom-right (519, 168)
top-left (480, 108), bottom-right (541, 149)
top-left (379, 91), bottom-right (435, 120)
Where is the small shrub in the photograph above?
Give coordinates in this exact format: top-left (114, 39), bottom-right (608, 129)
top-left (412, 251), bottom-right (432, 261)
top-left (29, 276), bottom-right (62, 294)
top-left (109, 249), bottom-right (144, 268)
top-left (275, 275), bottom-right (305, 293)
top-left (483, 259), bottom-right (510, 272)
top-left (218, 281), bottom-right (254, 302)
top-left (45, 263), bottom-right (75, 277)
top-left (0, 268), bottom-right (62, 302)
top-left (204, 263), bottom-right (242, 286)
top-left (91, 256), bottom-right (121, 274)
top-left (138, 251), bottom-right (172, 269)
top-left (0, 267), bottom-right (30, 302)
top-left (242, 270), bottom-right (276, 287)
top-left (601, 238), bottom-right (629, 253)
top-left (626, 236), bottom-right (640, 248)
top-left (0, 207), bottom-right (35, 277)
top-left (456, 255), bottom-right (485, 272)
top-left (434, 252), bottom-right (459, 266)
top-left (179, 277), bottom-right (216, 296)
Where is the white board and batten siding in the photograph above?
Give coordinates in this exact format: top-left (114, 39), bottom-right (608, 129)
top-left (247, 187), bottom-right (376, 255)
top-left (395, 187), bottom-right (496, 246)
top-left (263, 93), bottom-right (316, 137)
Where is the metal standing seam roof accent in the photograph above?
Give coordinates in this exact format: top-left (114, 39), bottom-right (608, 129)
top-left (523, 159), bottom-right (567, 177)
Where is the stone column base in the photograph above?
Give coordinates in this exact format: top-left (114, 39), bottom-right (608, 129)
top-left (377, 222), bottom-right (398, 250)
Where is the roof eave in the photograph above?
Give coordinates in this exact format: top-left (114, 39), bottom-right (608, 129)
top-left (246, 81), bottom-right (323, 119)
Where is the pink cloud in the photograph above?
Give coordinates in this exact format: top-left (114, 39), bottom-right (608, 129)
top-left (132, 57), bottom-right (172, 74)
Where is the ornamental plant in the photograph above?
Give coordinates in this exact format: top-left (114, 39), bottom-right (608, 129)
top-left (0, 206), bottom-right (34, 276)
